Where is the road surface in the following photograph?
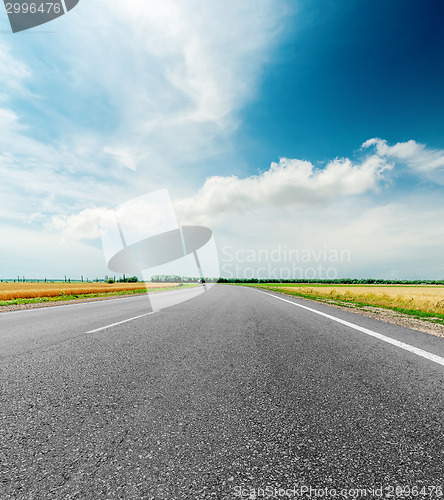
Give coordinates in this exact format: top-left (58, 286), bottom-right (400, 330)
top-left (0, 285), bottom-right (443, 499)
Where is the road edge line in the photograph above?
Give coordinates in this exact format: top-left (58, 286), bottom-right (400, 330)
top-left (255, 289), bottom-right (444, 368)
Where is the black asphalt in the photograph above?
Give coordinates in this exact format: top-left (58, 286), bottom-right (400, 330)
top-left (0, 285), bottom-right (443, 499)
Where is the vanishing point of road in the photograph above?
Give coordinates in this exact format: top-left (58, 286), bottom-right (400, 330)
top-left (0, 285), bottom-right (443, 499)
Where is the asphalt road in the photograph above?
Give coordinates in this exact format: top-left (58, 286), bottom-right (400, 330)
top-left (0, 285), bottom-right (443, 499)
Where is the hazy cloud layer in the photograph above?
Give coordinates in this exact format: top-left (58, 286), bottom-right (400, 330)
top-left (0, 44), bottom-right (30, 98)
top-left (0, 0), bottom-right (291, 224)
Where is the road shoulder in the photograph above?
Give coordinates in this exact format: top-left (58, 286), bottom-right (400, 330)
top-left (249, 286), bottom-right (444, 339)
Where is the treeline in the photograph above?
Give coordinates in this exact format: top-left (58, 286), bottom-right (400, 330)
top-left (106, 275), bottom-right (139, 283)
top-left (216, 278), bottom-right (444, 285)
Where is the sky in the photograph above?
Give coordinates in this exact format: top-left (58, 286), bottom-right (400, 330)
top-left (1, 0), bottom-right (444, 280)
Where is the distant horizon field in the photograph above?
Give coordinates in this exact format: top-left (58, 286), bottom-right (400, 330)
top-left (244, 283), bottom-right (444, 324)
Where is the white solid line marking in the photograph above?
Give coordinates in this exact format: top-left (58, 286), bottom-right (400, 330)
top-left (86, 311), bottom-right (158, 334)
top-left (255, 289), bottom-right (444, 368)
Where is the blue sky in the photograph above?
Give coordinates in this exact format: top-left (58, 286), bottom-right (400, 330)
top-left (1, 0), bottom-right (444, 279)
top-left (239, 0), bottom-right (444, 164)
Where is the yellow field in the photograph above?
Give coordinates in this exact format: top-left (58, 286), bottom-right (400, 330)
top-left (260, 285), bottom-right (444, 317)
top-left (0, 282), bottom-right (179, 301)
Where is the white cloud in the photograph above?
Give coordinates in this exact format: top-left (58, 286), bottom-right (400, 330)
top-left (49, 190), bottom-right (180, 242)
top-left (50, 207), bottom-right (110, 240)
top-left (363, 138), bottom-right (444, 174)
top-left (175, 154), bottom-right (392, 224)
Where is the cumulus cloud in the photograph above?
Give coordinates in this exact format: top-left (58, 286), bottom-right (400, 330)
top-left (50, 150), bottom-right (392, 239)
top-left (45, 136), bottom-right (444, 241)
top-left (175, 154), bottom-right (392, 224)
top-left (363, 138), bottom-right (444, 174)
top-left (50, 207), bottom-right (110, 240)
top-left (49, 191), bottom-right (179, 242)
